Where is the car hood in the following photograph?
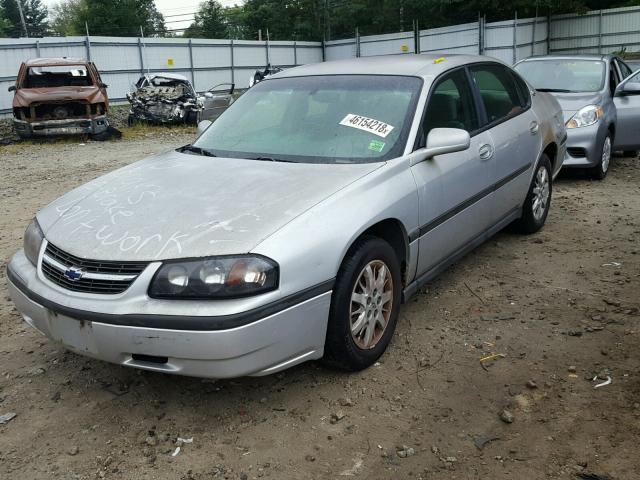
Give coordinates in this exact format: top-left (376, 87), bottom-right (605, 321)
top-left (37, 151), bottom-right (382, 261)
top-left (547, 92), bottom-right (604, 119)
top-left (13, 86), bottom-right (106, 107)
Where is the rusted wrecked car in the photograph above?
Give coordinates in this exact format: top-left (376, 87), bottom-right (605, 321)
top-left (127, 73), bottom-right (203, 125)
top-left (9, 57), bottom-right (110, 138)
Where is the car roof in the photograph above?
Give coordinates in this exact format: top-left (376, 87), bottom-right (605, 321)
top-left (143, 72), bottom-right (190, 82)
top-left (274, 54), bottom-right (507, 79)
top-left (519, 54), bottom-right (614, 62)
top-left (24, 57), bottom-right (89, 67)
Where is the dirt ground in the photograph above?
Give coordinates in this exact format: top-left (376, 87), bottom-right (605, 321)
top-left (0, 131), bottom-right (639, 480)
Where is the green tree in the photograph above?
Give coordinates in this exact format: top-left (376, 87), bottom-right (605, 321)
top-left (183, 0), bottom-right (229, 38)
top-left (54, 0), bottom-right (166, 37)
top-left (0, 0), bottom-right (49, 37)
top-left (50, 0), bottom-right (85, 36)
top-left (0, 4), bottom-right (11, 37)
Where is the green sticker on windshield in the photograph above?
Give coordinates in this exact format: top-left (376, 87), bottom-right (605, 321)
top-left (369, 139), bottom-right (386, 152)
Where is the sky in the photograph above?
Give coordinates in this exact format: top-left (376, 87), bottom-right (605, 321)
top-left (41, 0), bottom-right (244, 32)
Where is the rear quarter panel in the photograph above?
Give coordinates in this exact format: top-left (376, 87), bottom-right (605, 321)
top-left (532, 91), bottom-right (566, 177)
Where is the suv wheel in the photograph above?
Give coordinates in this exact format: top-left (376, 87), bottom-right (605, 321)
top-left (513, 154), bottom-right (552, 234)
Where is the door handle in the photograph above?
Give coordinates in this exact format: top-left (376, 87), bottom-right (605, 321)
top-left (529, 121), bottom-right (539, 134)
top-left (478, 143), bottom-right (494, 160)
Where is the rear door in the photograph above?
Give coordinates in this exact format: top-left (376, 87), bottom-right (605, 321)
top-left (411, 67), bottom-right (495, 276)
top-left (613, 68), bottom-right (640, 150)
top-left (469, 63), bottom-right (540, 225)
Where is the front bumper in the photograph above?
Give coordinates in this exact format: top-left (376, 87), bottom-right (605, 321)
top-left (7, 251), bottom-right (330, 379)
top-left (562, 121), bottom-right (607, 168)
top-left (13, 115), bottom-right (109, 137)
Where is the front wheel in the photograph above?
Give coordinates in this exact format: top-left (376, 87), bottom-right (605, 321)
top-left (322, 236), bottom-right (402, 372)
top-left (591, 134), bottom-right (612, 180)
top-left (513, 155), bottom-right (552, 234)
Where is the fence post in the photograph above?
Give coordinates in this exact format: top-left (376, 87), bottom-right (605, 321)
top-left (513, 11), bottom-right (518, 64)
top-left (478, 14), bottom-right (482, 55)
top-left (546, 14), bottom-right (552, 54)
top-left (230, 39), bottom-right (235, 85)
top-left (137, 37), bottom-right (144, 76)
top-left (293, 40), bottom-right (298, 65)
top-left (355, 27), bottom-right (360, 57)
top-left (35, 39), bottom-right (40, 57)
top-left (321, 38), bottom-right (326, 62)
top-left (85, 35), bottom-right (91, 61)
top-left (188, 38), bottom-right (195, 88)
top-left (531, 9), bottom-right (537, 56)
top-left (598, 9), bottom-right (603, 53)
top-left (413, 20), bottom-right (420, 54)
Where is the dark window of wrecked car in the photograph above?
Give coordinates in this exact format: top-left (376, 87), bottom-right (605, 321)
top-left (22, 65), bottom-right (94, 88)
top-left (191, 75), bottom-right (423, 164)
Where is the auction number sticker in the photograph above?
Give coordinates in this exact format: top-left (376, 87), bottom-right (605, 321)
top-left (339, 114), bottom-right (395, 138)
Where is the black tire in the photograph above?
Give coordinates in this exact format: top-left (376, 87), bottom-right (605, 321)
top-left (322, 236), bottom-right (402, 372)
top-left (590, 134), bottom-right (612, 180)
top-left (185, 110), bottom-right (199, 125)
top-left (513, 154), bottom-right (552, 235)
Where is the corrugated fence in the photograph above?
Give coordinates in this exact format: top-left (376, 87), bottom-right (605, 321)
top-left (325, 5), bottom-right (640, 64)
top-left (0, 37), bottom-right (323, 115)
top-left (1, 5), bottom-right (639, 117)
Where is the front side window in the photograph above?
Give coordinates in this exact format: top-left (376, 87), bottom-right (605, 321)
top-left (193, 75), bottom-right (423, 164)
top-left (422, 69), bottom-right (478, 143)
top-left (617, 59), bottom-right (633, 80)
top-left (471, 65), bottom-right (524, 125)
top-left (514, 59), bottom-right (606, 93)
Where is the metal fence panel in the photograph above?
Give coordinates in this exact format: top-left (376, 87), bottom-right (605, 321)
top-left (0, 36), bottom-right (323, 116)
top-left (420, 22), bottom-right (479, 55)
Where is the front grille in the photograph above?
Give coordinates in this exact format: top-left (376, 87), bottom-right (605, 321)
top-left (41, 242), bottom-right (148, 294)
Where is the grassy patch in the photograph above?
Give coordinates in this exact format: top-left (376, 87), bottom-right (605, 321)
top-left (121, 122), bottom-right (196, 140)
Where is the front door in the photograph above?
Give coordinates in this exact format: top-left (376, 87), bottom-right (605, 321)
top-left (613, 69), bottom-right (640, 150)
top-left (469, 64), bottom-right (541, 224)
top-left (411, 67), bottom-right (494, 277)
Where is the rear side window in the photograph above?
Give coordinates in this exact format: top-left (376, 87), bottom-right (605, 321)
top-left (470, 65), bottom-right (524, 125)
top-left (422, 69), bottom-right (479, 140)
top-left (22, 65), bottom-right (93, 88)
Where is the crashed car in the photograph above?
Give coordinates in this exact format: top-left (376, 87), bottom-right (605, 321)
top-left (249, 64), bottom-right (283, 87)
top-left (127, 73), bottom-right (203, 125)
top-left (7, 55), bottom-right (565, 379)
top-left (9, 58), bottom-right (110, 138)
top-left (199, 83), bottom-right (236, 122)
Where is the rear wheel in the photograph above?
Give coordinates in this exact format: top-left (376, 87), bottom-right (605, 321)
top-left (590, 134), bottom-right (612, 180)
top-left (322, 236), bottom-right (401, 371)
top-left (513, 155), bottom-right (552, 234)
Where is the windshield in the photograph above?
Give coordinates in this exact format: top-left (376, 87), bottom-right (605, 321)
top-left (23, 65), bottom-right (93, 88)
top-left (515, 59), bottom-right (605, 93)
top-left (192, 75), bottom-right (423, 164)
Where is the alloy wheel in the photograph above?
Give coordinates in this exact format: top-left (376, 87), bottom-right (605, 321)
top-left (349, 260), bottom-right (394, 350)
top-left (532, 165), bottom-right (550, 221)
top-left (601, 136), bottom-right (611, 173)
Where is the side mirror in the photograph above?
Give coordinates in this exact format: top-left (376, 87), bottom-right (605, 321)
top-left (410, 128), bottom-right (470, 165)
top-left (8, 85), bottom-right (16, 92)
top-left (197, 119), bottom-right (212, 136)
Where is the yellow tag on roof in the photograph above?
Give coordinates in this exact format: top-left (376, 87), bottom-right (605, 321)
top-left (434, 57), bottom-right (445, 64)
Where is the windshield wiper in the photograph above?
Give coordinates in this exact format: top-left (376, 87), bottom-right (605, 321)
top-left (178, 145), bottom-right (217, 157)
top-left (536, 88), bottom-right (573, 93)
top-left (248, 156), bottom-right (295, 163)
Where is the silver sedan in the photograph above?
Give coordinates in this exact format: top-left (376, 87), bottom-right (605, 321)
top-left (7, 55), bottom-right (566, 379)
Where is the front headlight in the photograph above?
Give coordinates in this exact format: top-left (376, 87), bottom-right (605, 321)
top-left (24, 218), bottom-right (44, 266)
top-left (148, 255), bottom-right (279, 299)
top-left (566, 105), bottom-right (604, 129)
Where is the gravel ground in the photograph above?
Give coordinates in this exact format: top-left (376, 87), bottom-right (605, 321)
top-left (0, 132), bottom-right (639, 480)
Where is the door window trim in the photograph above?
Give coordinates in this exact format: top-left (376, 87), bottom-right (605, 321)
top-left (412, 65), bottom-right (483, 151)
top-left (468, 61), bottom-right (533, 134)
